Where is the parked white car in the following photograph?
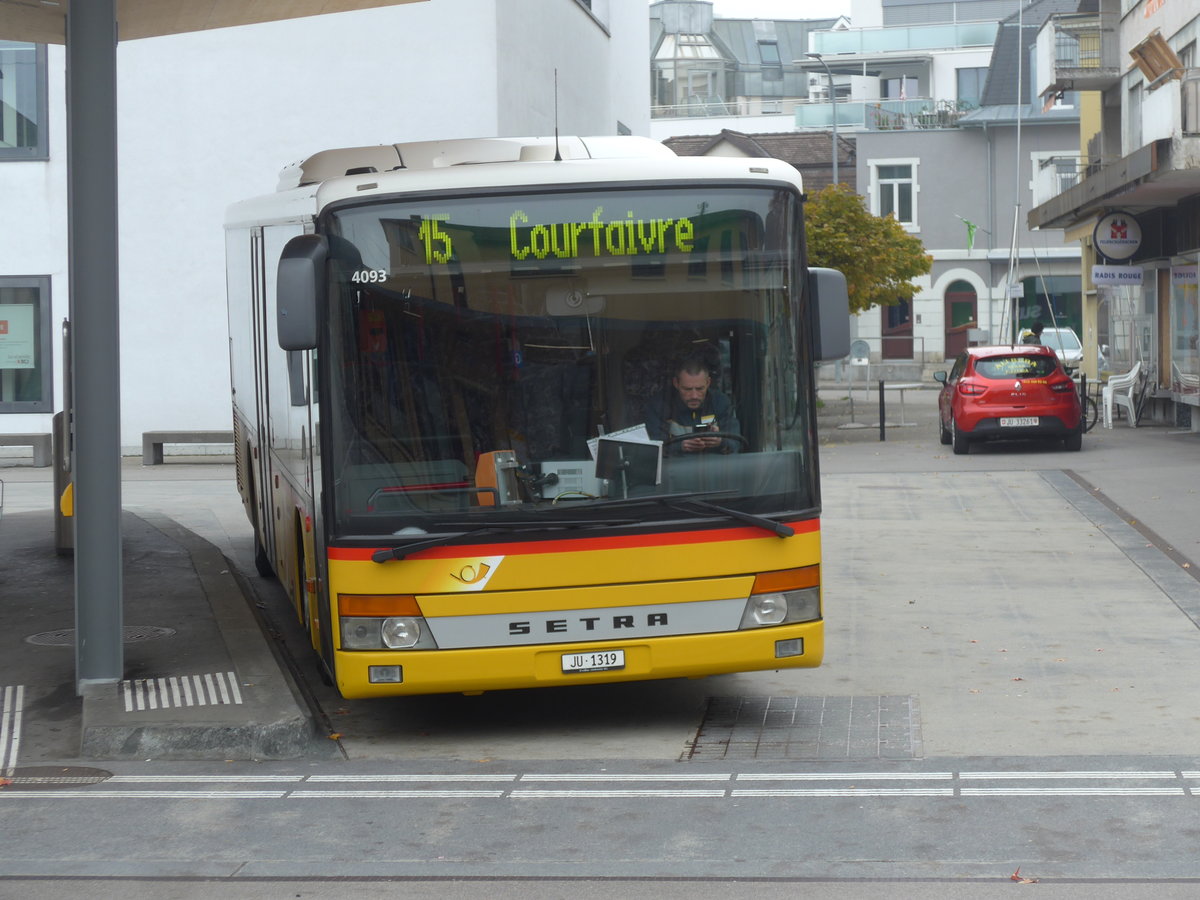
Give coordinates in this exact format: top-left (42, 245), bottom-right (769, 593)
top-left (1021, 326), bottom-right (1083, 372)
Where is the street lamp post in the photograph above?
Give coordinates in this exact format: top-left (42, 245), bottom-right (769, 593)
top-left (806, 52), bottom-right (837, 187)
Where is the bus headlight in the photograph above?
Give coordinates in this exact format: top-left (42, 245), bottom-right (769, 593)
top-left (381, 616), bottom-right (422, 649)
top-left (742, 592), bottom-right (788, 626)
top-left (342, 617), bottom-right (385, 650)
top-left (338, 594), bottom-right (438, 651)
top-left (739, 587), bottom-right (821, 628)
top-left (339, 616), bottom-right (437, 650)
top-left (738, 566), bottom-right (822, 630)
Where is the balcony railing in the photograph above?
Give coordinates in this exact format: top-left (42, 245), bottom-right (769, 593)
top-left (1037, 13), bottom-right (1119, 96)
top-left (792, 97), bottom-right (971, 131)
top-left (651, 94), bottom-right (735, 118)
top-left (1034, 154), bottom-right (1083, 206)
top-left (812, 21), bottom-right (997, 56)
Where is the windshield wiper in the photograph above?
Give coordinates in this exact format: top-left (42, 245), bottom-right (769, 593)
top-left (581, 490), bottom-right (792, 538)
top-left (371, 517), bottom-right (640, 563)
top-left (667, 498), bottom-right (794, 538)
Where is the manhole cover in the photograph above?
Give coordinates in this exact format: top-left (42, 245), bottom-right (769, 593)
top-left (25, 625), bottom-right (177, 646)
top-left (2, 766), bottom-right (113, 790)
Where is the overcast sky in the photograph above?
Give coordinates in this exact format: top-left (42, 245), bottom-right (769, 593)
top-left (704, 0), bottom-right (853, 20)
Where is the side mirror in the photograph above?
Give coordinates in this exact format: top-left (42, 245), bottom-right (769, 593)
top-left (933, 371), bottom-right (947, 384)
top-left (277, 234), bottom-right (327, 351)
top-left (808, 267), bottom-right (850, 362)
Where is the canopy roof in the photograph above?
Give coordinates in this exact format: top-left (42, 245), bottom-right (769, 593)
top-left (0, 0), bottom-right (425, 44)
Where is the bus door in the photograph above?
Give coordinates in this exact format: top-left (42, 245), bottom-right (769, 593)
top-left (249, 227), bottom-right (276, 568)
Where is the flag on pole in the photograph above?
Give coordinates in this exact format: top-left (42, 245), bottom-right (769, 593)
top-left (963, 219), bottom-right (978, 251)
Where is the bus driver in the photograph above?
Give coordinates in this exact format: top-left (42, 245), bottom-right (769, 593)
top-left (646, 356), bottom-right (741, 455)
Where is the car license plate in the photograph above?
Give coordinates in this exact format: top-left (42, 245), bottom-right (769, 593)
top-left (562, 649), bottom-right (625, 673)
top-left (1000, 416), bottom-right (1038, 427)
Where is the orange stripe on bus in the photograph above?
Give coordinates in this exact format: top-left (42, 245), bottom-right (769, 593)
top-left (328, 518), bottom-right (819, 562)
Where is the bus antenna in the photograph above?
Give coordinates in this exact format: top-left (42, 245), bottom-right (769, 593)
top-left (553, 69), bottom-right (562, 161)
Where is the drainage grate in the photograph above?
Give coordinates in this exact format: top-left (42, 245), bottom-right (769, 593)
top-left (25, 625), bottom-right (177, 647)
top-left (683, 695), bottom-right (923, 761)
top-left (2, 766), bottom-right (113, 790)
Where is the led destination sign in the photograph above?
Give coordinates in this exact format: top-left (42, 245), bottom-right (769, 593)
top-left (416, 207), bottom-right (697, 265)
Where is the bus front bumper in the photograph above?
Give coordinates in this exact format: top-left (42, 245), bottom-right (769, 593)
top-left (333, 620), bottom-right (823, 698)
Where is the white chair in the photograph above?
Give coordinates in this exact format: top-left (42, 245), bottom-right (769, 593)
top-left (1102, 360), bottom-right (1142, 429)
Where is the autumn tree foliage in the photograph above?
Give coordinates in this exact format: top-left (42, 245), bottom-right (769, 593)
top-left (805, 183), bottom-right (932, 315)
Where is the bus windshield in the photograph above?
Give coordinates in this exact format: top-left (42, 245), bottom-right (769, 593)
top-left (324, 185), bottom-right (816, 538)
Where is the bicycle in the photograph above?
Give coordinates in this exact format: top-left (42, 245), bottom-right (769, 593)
top-left (1074, 375), bottom-right (1099, 433)
top-left (1081, 393), bottom-right (1098, 433)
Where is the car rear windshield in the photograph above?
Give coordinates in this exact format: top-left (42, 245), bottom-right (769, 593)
top-left (974, 356), bottom-right (1057, 379)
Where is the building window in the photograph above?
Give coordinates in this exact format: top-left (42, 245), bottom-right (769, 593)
top-left (870, 160), bottom-right (918, 229)
top-left (0, 41), bottom-right (48, 161)
top-left (956, 67), bottom-right (987, 109)
top-left (883, 76), bottom-right (918, 100)
top-left (0, 276), bottom-right (53, 413)
top-left (759, 41), bottom-right (782, 81)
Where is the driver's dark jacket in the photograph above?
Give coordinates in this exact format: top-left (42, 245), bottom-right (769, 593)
top-left (645, 389), bottom-right (741, 456)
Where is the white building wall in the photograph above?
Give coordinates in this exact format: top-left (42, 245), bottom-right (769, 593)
top-left (0, 44), bottom-right (67, 438)
top-left (497, 0), bottom-right (648, 137)
top-left (2, 0), bottom-right (647, 452)
top-left (648, 112), bottom-right (799, 141)
top-left (928, 48), bottom-right (992, 101)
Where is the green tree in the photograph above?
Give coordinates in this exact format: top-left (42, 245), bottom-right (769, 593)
top-left (805, 183), bottom-right (932, 315)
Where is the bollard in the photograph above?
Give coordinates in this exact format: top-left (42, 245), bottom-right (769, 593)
top-left (879, 379), bottom-right (886, 441)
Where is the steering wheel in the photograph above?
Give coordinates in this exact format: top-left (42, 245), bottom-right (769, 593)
top-left (663, 431), bottom-right (747, 451)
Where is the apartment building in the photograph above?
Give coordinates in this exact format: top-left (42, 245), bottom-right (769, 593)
top-left (1029, 0), bottom-right (1200, 428)
top-left (652, 0), bottom-right (1083, 375)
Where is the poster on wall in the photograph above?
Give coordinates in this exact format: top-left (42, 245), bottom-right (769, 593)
top-left (0, 304), bottom-right (35, 369)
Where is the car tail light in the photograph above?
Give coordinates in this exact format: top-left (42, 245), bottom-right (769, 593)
top-left (1050, 380), bottom-right (1075, 393)
top-left (958, 382), bottom-right (985, 396)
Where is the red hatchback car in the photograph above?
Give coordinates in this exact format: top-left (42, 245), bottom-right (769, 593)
top-left (934, 345), bottom-right (1083, 455)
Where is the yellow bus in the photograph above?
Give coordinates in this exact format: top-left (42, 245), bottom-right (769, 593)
top-left (225, 135), bottom-right (849, 698)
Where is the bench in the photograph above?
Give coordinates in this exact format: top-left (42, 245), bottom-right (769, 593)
top-left (142, 430), bottom-right (234, 465)
top-left (0, 432), bottom-right (53, 467)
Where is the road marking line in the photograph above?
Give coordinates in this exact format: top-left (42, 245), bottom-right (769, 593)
top-left (0, 790), bottom-right (287, 799)
top-left (510, 790), bottom-right (727, 798)
top-left (306, 774), bottom-right (519, 782)
top-left (107, 775), bottom-right (305, 783)
top-left (736, 772), bottom-right (953, 781)
top-left (960, 771), bottom-right (1179, 779)
top-left (960, 787), bottom-right (1184, 796)
top-left (521, 773), bottom-right (732, 782)
top-left (733, 788), bottom-right (954, 797)
top-left (1, 685), bottom-right (23, 776)
top-left (293, 790), bottom-right (506, 799)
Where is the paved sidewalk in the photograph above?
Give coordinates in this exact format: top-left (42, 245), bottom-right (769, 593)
top-left (816, 379), bottom-right (1200, 571)
top-left (0, 459), bottom-right (322, 763)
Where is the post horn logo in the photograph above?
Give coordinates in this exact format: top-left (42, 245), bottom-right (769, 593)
top-left (447, 557), bottom-right (503, 590)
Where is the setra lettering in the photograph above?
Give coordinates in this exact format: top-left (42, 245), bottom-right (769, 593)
top-left (507, 612), bottom-right (670, 636)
